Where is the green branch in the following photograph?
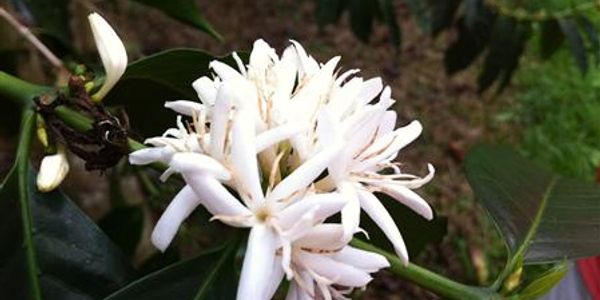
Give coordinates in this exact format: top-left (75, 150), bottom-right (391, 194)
top-left (351, 239), bottom-right (498, 300)
top-left (0, 72), bottom-right (49, 107)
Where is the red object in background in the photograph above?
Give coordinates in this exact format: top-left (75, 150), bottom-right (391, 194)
top-left (578, 258), bottom-right (600, 300)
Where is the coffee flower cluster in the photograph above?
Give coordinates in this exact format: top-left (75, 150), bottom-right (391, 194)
top-left (130, 39), bottom-right (435, 300)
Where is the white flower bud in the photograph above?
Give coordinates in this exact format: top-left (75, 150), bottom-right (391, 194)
top-left (88, 12), bottom-right (128, 101)
top-left (36, 148), bottom-right (69, 192)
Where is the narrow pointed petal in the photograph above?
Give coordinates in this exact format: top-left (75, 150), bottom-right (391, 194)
top-left (277, 194), bottom-right (346, 230)
top-left (255, 123), bottom-right (306, 153)
top-left (164, 100), bottom-right (206, 116)
top-left (299, 252), bottom-right (373, 287)
top-left (357, 120), bottom-right (422, 170)
top-left (210, 60), bottom-right (246, 82)
top-left (340, 183), bottom-right (361, 239)
top-left (151, 185), bottom-right (200, 251)
top-left (181, 174), bottom-right (250, 224)
top-left (88, 13), bottom-right (128, 101)
top-left (295, 224), bottom-right (347, 250)
top-left (237, 225), bottom-right (279, 300)
top-left (357, 189), bottom-right (409, 263)
top-left (265, 257), bottom-right (286, 299)
top-left (333, 246), bottom-right (390, 272)
top-left (357, 77), bottom-right (383, 105)
top-left (231, 109), bottom-right (264, 204)
top-left (210, 85), bottom-right (233, 160)
top-left (378, 111), bottom-right (397, 137)
top-left (169, 152), bottom-right (230, 181)
top-left (375, 183), bottom-right (433, 220)
top-left (192, 76), bottom-right (218, 105)
top-left (128, 147), bottom-right (174, 165)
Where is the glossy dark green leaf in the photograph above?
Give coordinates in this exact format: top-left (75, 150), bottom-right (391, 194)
top-left (349, 0), bottom-right (375, 42)
top-left (315, 0), bottom-right (346, 27)
top-left (106, 49), bottom-right (244, 136)
top-left (519, 263), bottom-right (568, 300)
top-left (131, 0), bottom-right (221, 41)
top-left (444, 17), bottom-right (493, 74)
top-left (0, 167), bottom-right (131, 299)
top-left (361, 193), bottom-right (447, 257)
top-left (560, 19), bottom-right (588, 73)
top-left (465, 145), bottom-right (600, 263)
top-left (478, 18), bottom-right (530, 92)
top-left (377, 0), bottom-right (402, 48)
top-left (578, 16), bottom-right (600, 66)
top-left (104, 242), bottom-right (238, 300)
top-left (539, 20), bottom-right (565, 60)
top-left (431, 0), bottom-right (461, 36)
top-left (99, 205), bottom-right (144, 260)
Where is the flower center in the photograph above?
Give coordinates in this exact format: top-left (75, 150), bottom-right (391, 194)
top-left (255, 206), bottom-right (272, 223)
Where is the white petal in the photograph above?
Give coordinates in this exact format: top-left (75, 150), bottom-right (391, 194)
top-left (255, 123), bottom-right (306, 153)
top-left (333, 246), bottom-right (390, 273)
top-left (210, 84), bottom-right (234, 159)
top-left (265, 257), bottom-right (285, 299)
top-left (277, 193), bottom-right (346, 230)
top-left (36, 149), bottom-right (69, 192)
top-left (237, 225), bottom-right (279, 300)
top-left (340, 183), bottom-right (361, 239)
top-left (192, 76), bottom-right (218, 105)
top-left (151, 185), bottom-right (200, 251)
top-left (88, 13), bottom-right (127, 101)
top-left (164, 100), bottom-right (206, 117)
top-left (181, 173), bottom-right (250, 223)
top-left (290, 40), bottom-right (320, 77)
top-left (169, 152), bottom-right (230, 181)
top-left (295, 224), bottom-right (347, 250)
top-left (231, 109), bottom-right (264, 204)
top-left (210, 60), bottom-right (246, 82)
top-left (357, 120), bottom-right (422, 170)
top-left (375, 183), bottom-right (433, 220)
top-left (299, 252), bottom-right (373, 287)
top-left (250, 39), bottom-right (278, 70)
top-left (358, 77), bottom-right (383, 105)
top-left (128, 147), bottom-right (174, 165)
top-left (378, 111), bottom-right (397, 137)
top-left (357, 189), bottom-right (409, 263)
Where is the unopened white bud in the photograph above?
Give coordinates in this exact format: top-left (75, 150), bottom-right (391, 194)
top-left (36, 148), bottom-right (69, 192)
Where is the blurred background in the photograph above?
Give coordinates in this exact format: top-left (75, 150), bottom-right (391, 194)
top-left (1, 0), bottom-right (599, 298)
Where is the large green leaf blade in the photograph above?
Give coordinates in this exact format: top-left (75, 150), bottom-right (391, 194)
top-left (104, 242), bottom-right (238, 300)
top-left (131, 0), bottom-right (221, 41)
top-left (0, 168), bottom-right (131, 299)
top-left (465, 145), bottom-right (600, 264)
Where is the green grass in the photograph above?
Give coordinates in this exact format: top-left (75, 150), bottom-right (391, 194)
top-left (510, 49), bottom-right (600, 180)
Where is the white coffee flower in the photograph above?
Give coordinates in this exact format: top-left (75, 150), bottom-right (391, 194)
top-left (129, 38), bottom-right (435, 299)
top-left (37, 147), bottom-right (69, 192)
top-left (88, 13), bottom-right (128, 101)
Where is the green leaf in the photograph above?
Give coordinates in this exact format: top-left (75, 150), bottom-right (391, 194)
top-left (106, 49), bottom-right (244, 136)
top-left (104, 241), bottom-right (238, 300)
top-left (99, 205), bottom-right (144, 260)
top-left (465, 145), bottom-right (600, 264)
top-left (362, 193), bottom-right (447, 257)
top-left (131, 0), bottom-right (221, 41)
top-left (539, 20), bottom-right (565, 60)
top-left (431, 0), bottom-right (461, 36)
top-left (444, 17), bottom-right (492, 75)
top-left (519, 263), bottom-right (568, 300)
top-left (560, 19), bottom-right (588, 73)
top-left (349, 0), bottom-right (375, 42)
top-left (578, 16), bottom-right (600, 66)
top-left (0, 110), bottom-right (131, 299)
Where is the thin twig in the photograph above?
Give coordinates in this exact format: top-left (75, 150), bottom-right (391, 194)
top-left (0, 6), bottom-right (66, 71)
